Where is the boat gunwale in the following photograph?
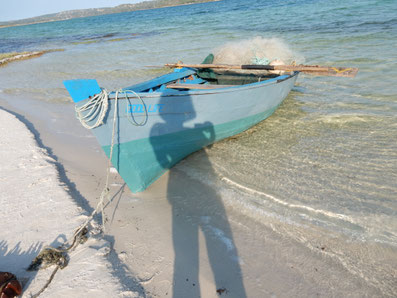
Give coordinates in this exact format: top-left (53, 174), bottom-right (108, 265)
top-left (108, 71), bottom-right (299, 99)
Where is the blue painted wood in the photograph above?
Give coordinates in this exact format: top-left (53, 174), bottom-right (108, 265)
top-left (63, 79), bottom-right (101, 103)
top-left (123, 68), bottom-right (196, 92)
top-left (102, 107), bottom-right (280, 192)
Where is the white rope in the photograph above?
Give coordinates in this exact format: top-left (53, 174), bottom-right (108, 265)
top-left (121, 89), bottom-right (148, 126)
top-left (78, 91), bottom-right (119, 233)
top-left (75, 89), bottom-right (109, 129)
top-left (75, 88), bottom-right (148, 129)
top-left (73, 89), bottom-right (147, 231)
top-left (98, 89), bottom-right (119, 229)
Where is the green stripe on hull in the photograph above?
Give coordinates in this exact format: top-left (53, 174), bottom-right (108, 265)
top-left (103, 106), bottom-right (278, 193)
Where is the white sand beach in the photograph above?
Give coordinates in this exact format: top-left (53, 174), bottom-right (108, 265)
top-left (0, 109), bottom-right (139, 297)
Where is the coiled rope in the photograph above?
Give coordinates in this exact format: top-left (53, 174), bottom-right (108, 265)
top-left (75, 89), bottom-right (109, 129)
top-left (75, 88), bottom-right (148, 129)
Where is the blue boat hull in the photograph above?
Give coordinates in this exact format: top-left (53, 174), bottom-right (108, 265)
top-left (65, 69), bottom-right (298, 192)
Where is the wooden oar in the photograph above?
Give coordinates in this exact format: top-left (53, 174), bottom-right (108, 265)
top-left (165, 63), bottom-right (358, 78)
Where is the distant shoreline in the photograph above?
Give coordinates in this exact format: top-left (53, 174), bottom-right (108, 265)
top-left (0, 0), bottom-right (221, 29)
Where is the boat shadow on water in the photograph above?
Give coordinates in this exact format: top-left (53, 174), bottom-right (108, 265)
top-left (149, 94), bottom-right (246, 297)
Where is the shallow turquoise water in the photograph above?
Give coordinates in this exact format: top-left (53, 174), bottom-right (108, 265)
top-left (1, 0), bottom-right (396, 294)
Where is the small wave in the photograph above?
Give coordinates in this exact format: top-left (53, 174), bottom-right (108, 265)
top-left (80, 32), bottom-right (119, 41)
top-left (221, 176), bottom-right (356, 224)
top-left (333, 57), bottom-right (384, 64)
top-left (70, 31), bottom-right (161, 47)
top-left (72, 40), bottom-right (100, 45)
top-left (192, 10), bottom-right (211, 15)
top-left (357, 18), bottom-right (397, 27)
top-left (314, 113), bottom-right (381, 124)
top-left (101, 32), bottom-right (118, 38)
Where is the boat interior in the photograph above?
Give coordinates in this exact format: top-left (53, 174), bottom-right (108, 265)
top-left (124, 67), bottom-right (284, 94)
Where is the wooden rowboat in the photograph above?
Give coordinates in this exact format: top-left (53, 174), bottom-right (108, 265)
top-left (64, 67), bottom-right (299, 192)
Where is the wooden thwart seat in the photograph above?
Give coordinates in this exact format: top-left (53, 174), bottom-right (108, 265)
top-left (167, 83), bottom-right (234, 90)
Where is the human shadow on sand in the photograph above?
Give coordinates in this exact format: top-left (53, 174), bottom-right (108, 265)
top-left (150, 94), bottom-right (246, 297)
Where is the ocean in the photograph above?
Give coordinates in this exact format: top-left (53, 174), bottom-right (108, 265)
top-left (1, 0), bottom-right (396, 295)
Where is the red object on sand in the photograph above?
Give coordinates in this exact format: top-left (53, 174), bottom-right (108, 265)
top-left (0, 272), bottom-right (22, 298)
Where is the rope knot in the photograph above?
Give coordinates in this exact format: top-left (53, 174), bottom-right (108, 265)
top-left (27, 247), bottom-right (68, 271)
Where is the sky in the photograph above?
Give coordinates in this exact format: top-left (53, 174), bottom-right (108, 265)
top-left (0, 0), bottom-right (142, 22)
